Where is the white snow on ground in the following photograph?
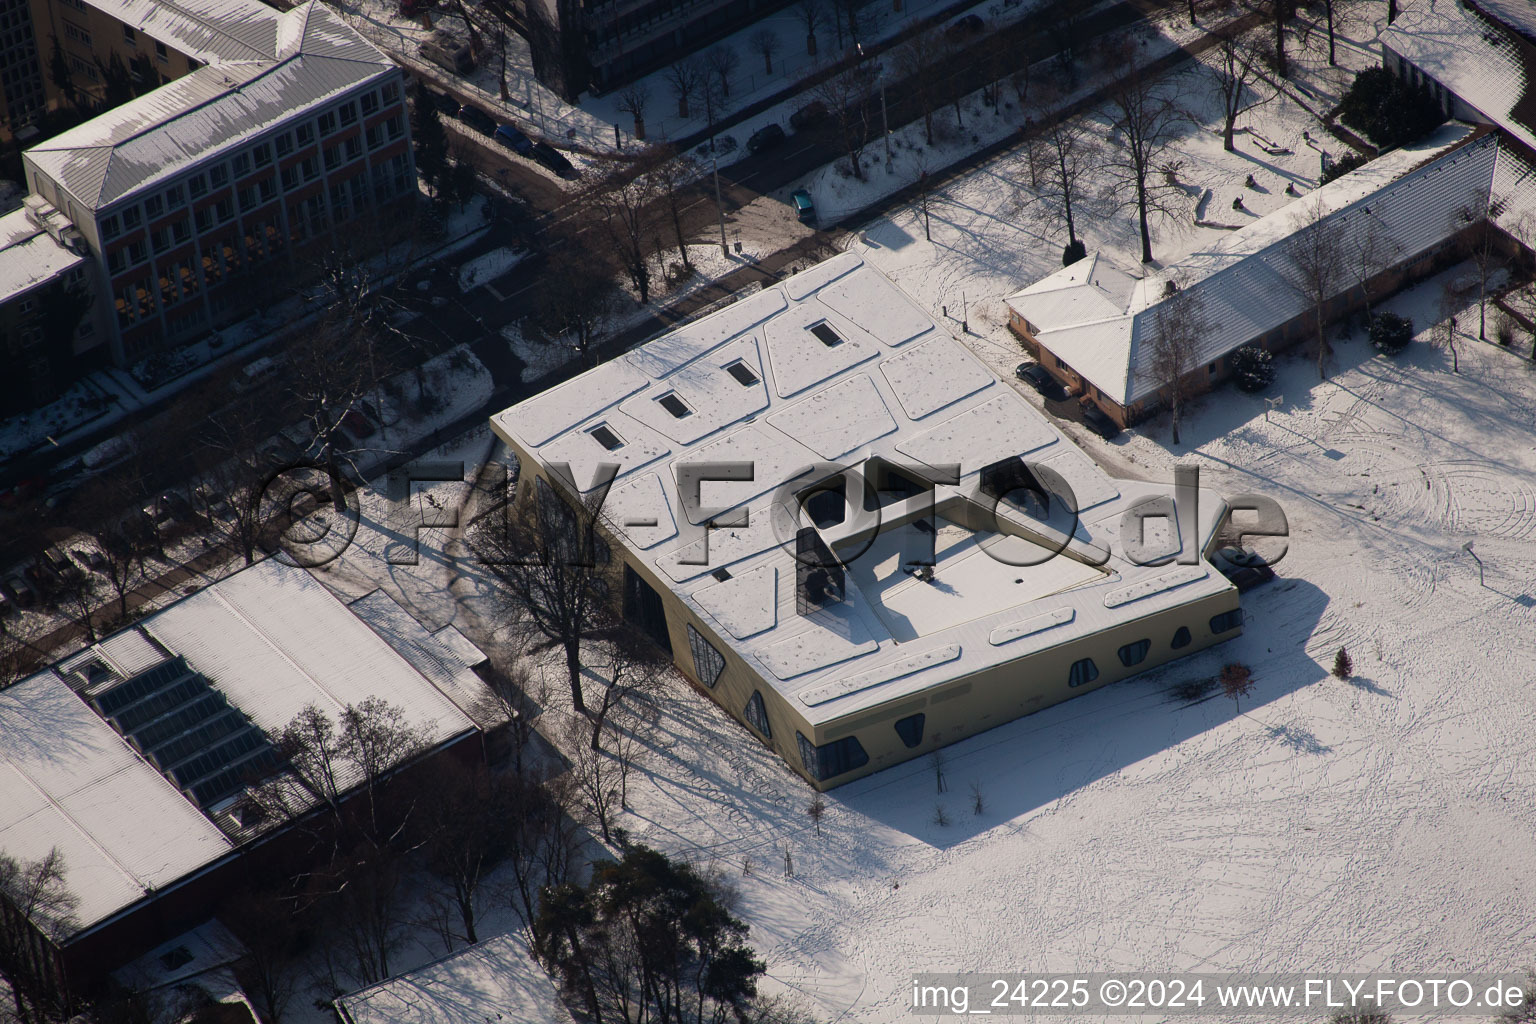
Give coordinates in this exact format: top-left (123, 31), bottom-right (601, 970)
top-left (457, 245), bottom-right (526, 293)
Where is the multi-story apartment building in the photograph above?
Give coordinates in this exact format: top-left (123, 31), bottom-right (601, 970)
top-left (525, 0), bottom-right (793, 99)
top-left (18, 0), bottom-right (414, 360)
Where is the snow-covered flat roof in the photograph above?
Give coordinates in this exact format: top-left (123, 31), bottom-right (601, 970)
top-left (0, 673), bottom-right (236, 935)
top-left (1006, 125), bottom-right (1499, 406)
top-left (492, 253), bottom-right (1237, 728)
top-left (1382, 0), bottom-right (1536, 153)
top-left (24, 1), bottom-right (394, 211)
top-left (0, 559), bottom-right (478, 938)
top-left (337, 933), bottom-right (575, 1024)
top-left (0, 207), bottom-right (85, 301)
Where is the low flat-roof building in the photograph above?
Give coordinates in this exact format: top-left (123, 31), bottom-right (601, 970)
top-left (1005, 124), bottom-right (1502, 427)
top-left (336, 933), bottom-right (576, 1024)
top-left (491, 252), bottom-right (1244, 790)
top-left (0, 558), bottom-right (489, 1006)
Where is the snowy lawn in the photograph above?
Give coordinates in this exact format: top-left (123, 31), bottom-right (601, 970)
top-left (457, 245), bottom-right (526, 293)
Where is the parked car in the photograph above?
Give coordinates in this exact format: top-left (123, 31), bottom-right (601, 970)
top-left (457, 104), bottom-right (497, 136)
top-left (494, 122), bottom-right (534, 156)
top-left (1080, 403), bottom-right (1122, 439)
top-left (73, 547), bottom-right (107, 571)
top-left (790, 188), bottom-right (816, 224)
top-left (789, 100), bottom-right (829, 132)
top-left (747, 123), bottom-right (786, 155)
top-left (419, 30), bottom-right (473, 74)
top-left (0, 590), bottom-right (13, 618)
top-left (3, 573), bottom-right (35, 608)
top-left (531, 141), bottom-right (578, 179)
top-left (1015, 362), bottom-right (1068, 401)
top-left (946, 13), bottom-right (985, 39)
top-left (427, 88), bottom-right (460, 115)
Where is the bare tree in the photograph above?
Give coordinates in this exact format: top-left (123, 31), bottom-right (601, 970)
top-left (1209, 26), bottom-right (1270, 152)
top-left (813, 63), bottom-right (877, 181)
top-left (1283, 197), bottom-right (1349, 379)
top-left (1267, 0), bottom-right (1295, 78)
top-left (587, 630), bottom-right (666, 752)
top-left (338, 696), bottom-right (430, 839)
top-left (617, 81), bottom-right (650, 140)
top-left (1347, 210), bottom-right (1402, 323)
top-left (55, 564), bottom-right (103, 642)
top-left (1034, 116), bottom-right (1098, 253)
top-left (534, 239), bottom-right (621, 369)
top-left (498, 771), bottom-right (583, 942)
top-left (420, 760), bottom-right (515, 946)
top-left (259, 699), bottom-right (428, 844)
top-left (223, 888), bottom-right (305, 1024)
top-left (326, 842), bottom-right (409, 987)
top-left (586, 168), bottom-right (661, 305)
top-left (749, 27), bottom-right (780, 75)
top-left (1139, 282), bottom-right (1210, 445)
top-left (564, 715), bottom-right (621, 843)
top-left (794, 0), bottom-right (825, 56)
top-left (1434, 282), bottom-right (1462, 373)
top-left (195, 404), bottom-right (275, 566)
top-left (1455, 191), bottom-right (1507, 340)
top-left (470, 476), bottom-right (620, 715)
top-left (282, 313), bottom-right (382, 513)
top-left (705, 44), bottom-right (738, 100)
top-left (806, 796), bottom-right (826, 836)
top-left (0, 848), bottom-right (79, 1024)
top-left (1220, 662), bottom-right (1254, 712)
top-left (894, 28), bottom-right (945, 146)
top-left (665, 57), bottom-right (703, 119)
top-left (1105, 67), bottom-right (1186, 263)
top-left (646, 144), bottom-right (702, 271)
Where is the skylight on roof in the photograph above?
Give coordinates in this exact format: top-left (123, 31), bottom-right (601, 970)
top-left (808, 322), bottom-right (844, 347)
top-left (589, 424), bottom-right (625, 450)
top-left (725, 361), bottom-right (759, 386)
top-left (656, 393), bottom-right (692, 418)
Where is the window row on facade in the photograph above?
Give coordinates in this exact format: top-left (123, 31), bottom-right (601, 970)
top-left (113, 154), bottom-right (409, 330)
top-left (98, 83), bottom-right (402, 242)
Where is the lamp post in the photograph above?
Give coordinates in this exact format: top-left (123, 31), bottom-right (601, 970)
top-left (1461, 540), bottom-right (1484, 587)
top-left (711, 144), bottom-right (728, 257)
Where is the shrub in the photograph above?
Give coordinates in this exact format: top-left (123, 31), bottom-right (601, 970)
top-left (1333, 647), bottom-right (1353, 680)
top-left (1370, 311), bottom-right (1414, 354)
top-left (1062, 238), bottom-right (1087, 266)
top-left (1320, 151), bottom-right (1368, 185)
top-left (1228, 346), bottom-right (1276, 392)
top-left (1338, 67), bottom-right (1445, 149)
top-left (1496, 312), bottom-right (1516, 346)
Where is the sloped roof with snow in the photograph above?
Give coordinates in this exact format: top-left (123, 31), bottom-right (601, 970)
top-left (24, 1), bottom-right (394, 211)
top-left (491, 253), bottom-right (1236, 728)
top-left (0, 559), bottom-right (478, 939)
top-left (1007, 124), bottom-right (1498, 406)
top-left (1381, 0), bottom-right (1536, 152)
